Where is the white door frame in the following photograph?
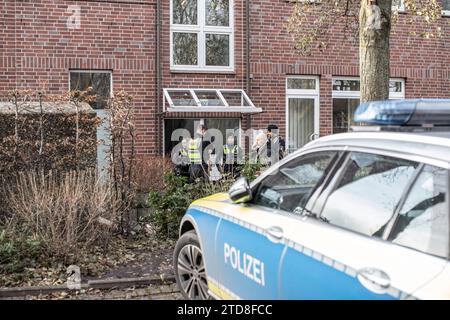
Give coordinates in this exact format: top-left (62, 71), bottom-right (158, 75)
top-left (285, 76), bottom-right (320, 153)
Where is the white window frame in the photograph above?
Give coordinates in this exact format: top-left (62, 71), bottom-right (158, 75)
top-left (331, 77), bottom-right (405, 100)
top-left (285, 75), bottom-right (320, 153)
top-left (331, 77), bottom-right (405, 133)
top-left (288, 0), bottom-right (406, 12)
top-left (163, 88), bottom-right (260, 113)
top-left (331, 76), bottom-right (361, 99)
top-left (389, 78), bottom-right (406, 99)
top-left (392, 0), bottom-right (406, 12)
top-left (170, 0), bottom-right (234, 72)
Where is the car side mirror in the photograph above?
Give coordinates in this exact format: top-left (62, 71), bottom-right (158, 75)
top-left (229, 177), bottom-right (253, 204)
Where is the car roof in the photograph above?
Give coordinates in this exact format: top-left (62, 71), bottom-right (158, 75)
top-left (302, 131), bottom-right (450, 164)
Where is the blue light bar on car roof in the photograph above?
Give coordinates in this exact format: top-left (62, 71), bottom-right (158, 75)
top-left (354, 99), bottom-right (450, 127)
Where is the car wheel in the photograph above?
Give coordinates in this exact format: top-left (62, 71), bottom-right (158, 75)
top-left (174, 230), bottom-right (210, 300)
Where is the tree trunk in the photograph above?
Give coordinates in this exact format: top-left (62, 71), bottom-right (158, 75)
top-left (359, 0), bottom-right (392, 102)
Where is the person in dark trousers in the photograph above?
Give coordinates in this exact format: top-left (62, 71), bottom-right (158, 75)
top-left (222, 133), bottom-right (242, 177)
top-left (188, 124), bottom-right (211, 183)
top-left (266, 124), bottom-right (286, 164)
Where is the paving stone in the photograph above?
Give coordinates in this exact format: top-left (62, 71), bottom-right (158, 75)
top-left (1, 283), bottom-right (181, 300)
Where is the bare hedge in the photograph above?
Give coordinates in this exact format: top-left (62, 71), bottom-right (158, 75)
top-left (0, 101), bottom-right (98, 174)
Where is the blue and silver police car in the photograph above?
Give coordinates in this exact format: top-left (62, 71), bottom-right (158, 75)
top-left (173, 99), bottom-right (450, 300)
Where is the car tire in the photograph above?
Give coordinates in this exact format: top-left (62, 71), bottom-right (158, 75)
top-left (174, 230), bottom-right (210, 300)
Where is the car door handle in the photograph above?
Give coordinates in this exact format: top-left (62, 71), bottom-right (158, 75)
top-left (265, 226), bottom-right (284, 243)
top-left (357, 267), bottom-right (391, 294)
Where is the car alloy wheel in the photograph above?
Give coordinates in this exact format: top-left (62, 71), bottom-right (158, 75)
top-left (175, 237), bottom-right (210, 300)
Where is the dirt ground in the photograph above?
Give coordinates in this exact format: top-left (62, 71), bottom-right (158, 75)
top-left (85, 236), bottom-right (176, 281)
top-left (0, 231), bottom-right (177, 288)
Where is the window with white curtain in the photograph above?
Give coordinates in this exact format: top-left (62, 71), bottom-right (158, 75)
top-left (286, 76), bottom-right (320, 153)
top-left (170, 0), bottom-right (234, 71)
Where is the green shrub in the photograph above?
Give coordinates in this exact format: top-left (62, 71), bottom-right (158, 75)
top-left (148, 172), bottom-right (193, 239)
top-left (0, 228), bottom-right (45, 274)
top-left (240, 159), bottom-right (267, 181)
top-left (148, 160), bottom-right (268, 239)
top-left (148, 171), bottom-right (237, 239)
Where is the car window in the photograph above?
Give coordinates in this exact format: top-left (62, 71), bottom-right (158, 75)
top-left (253, 151), bottom-right (337, 213)
top-left (320, 152), bottom-right (419, 237)
top-left (389, 165), bottom-right (449, 258)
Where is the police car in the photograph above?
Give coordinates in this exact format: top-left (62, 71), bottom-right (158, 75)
top-left (173, 99), bottom-right (450, 300)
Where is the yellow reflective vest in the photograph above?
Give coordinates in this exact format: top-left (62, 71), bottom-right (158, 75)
top-left (188, 139), bottom-right (202, 164)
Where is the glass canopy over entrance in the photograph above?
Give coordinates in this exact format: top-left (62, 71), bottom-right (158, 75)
top-left (163, 88), bottom-right (262, 113)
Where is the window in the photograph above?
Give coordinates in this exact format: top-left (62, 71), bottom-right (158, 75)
top-left (171, 0), bottom-right (234, 71)
top-left (389, 165), bottom-right (449, 258)
top-left (164, 118), bottom-right (240, 154)
top-left (320, 152), bottom-right (419, 237)
top-left (253, 151), bottom-right (337, 213)
top-left (332, 78), bottom-right (405, 133)
top-left (286, 76), bottom-right (320, 153)
top-left (443, 0), bottom-right (450, 16)
top-left (69, 71), bottom-right (112, 109)
top-left (392, 0), bottom-right (405, 12)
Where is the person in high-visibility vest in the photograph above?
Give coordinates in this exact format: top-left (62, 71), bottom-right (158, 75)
top-left (188, 137), bottom-right (202, 164)
top-left (188, 124), bottom-right (211, 183)
top-left (223, 133), bottom-right (242, 176)
top-left (174, 138), bottom-right (190, 177)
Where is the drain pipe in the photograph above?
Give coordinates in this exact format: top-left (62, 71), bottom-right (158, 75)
top-left (245, 0), bottom-right (252, 130)
top-left (156, 0), bottom-right (162, 155)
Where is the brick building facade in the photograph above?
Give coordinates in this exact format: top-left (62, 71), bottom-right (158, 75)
top-left (1, 0), bottom-right (449, 156)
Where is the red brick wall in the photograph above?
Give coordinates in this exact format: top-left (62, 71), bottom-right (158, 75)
top-left (1, 0), bottom-right (449, 156)
top-left (0, 0), bottom-right (158, 155)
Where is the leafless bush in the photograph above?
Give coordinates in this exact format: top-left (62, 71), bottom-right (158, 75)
top-left (0, 89), bottom-right (99, 175)
top-left (106, 91), bottom-right (137, 234)
top-left (132, 156), bottom-right (174, 193)
top-left (5, 170), bottom-right (121, 261)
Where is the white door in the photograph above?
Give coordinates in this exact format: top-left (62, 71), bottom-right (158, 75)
top-left (287, 97), bottom-right (319, 152)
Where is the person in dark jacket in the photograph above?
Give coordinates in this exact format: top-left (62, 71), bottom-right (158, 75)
top-left (266, 124), bottom-right (286, 164)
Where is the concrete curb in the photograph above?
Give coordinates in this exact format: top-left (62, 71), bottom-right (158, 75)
top-left (0, 275), bottom-right (176, 298)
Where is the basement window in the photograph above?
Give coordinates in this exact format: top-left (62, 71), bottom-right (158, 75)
top-left (163, 88), bottom-right (261, 113)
